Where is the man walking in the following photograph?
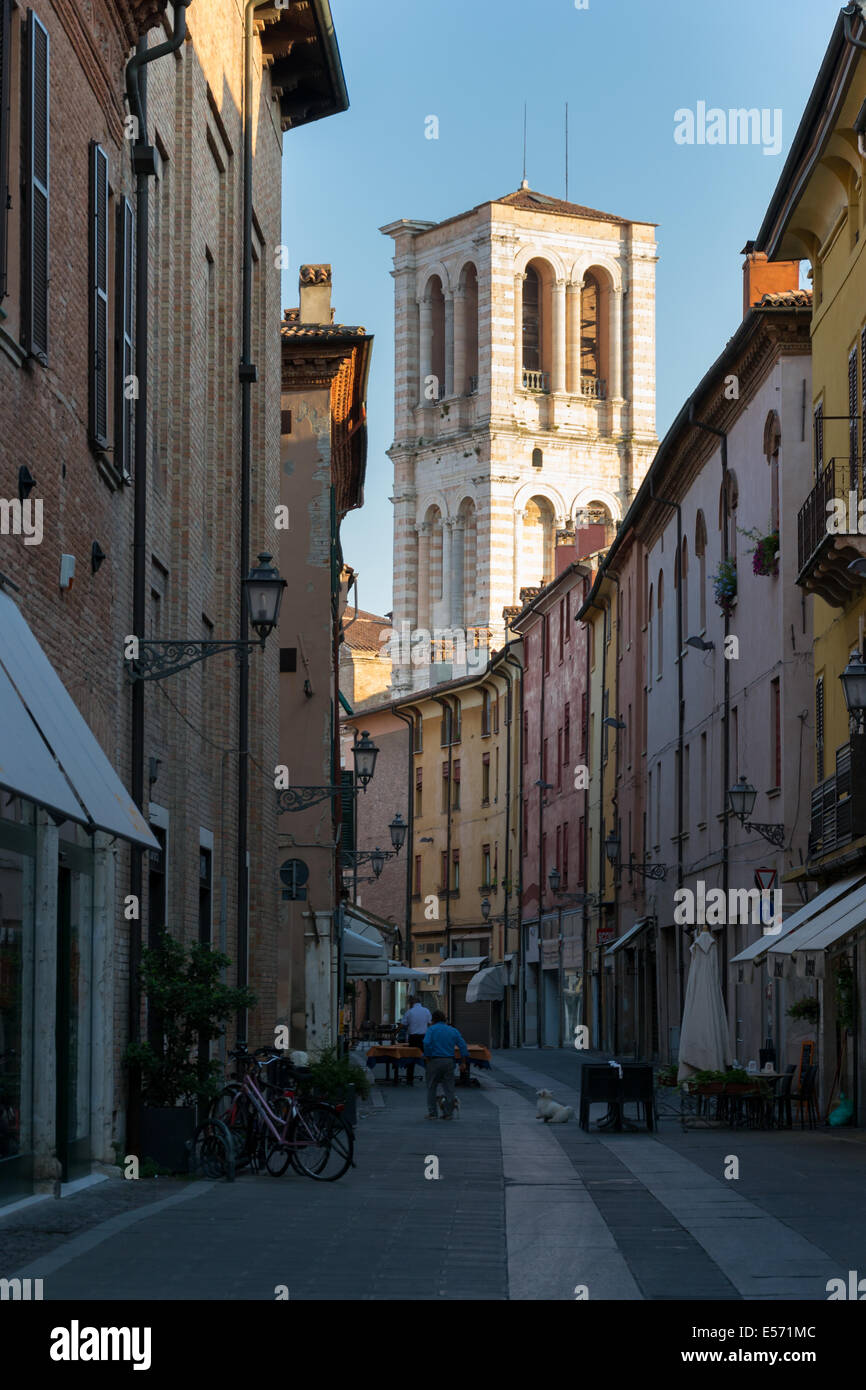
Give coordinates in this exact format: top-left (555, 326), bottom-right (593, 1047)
top-left (400, 995), bottom-right (432, 1085)
top-left (423, 1010), bottom-right (468, 1119)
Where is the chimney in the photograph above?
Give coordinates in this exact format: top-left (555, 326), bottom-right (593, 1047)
top-left (741, 243), bottom-right (800, 317)
top-left (299, 264), bottom-right (333, 323)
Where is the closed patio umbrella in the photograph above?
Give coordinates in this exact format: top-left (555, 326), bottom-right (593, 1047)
top-left (677, 929), bottom-right (730, 1082)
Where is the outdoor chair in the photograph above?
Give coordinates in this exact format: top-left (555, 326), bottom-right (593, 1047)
top-left (772, 1066), bottom-right (795, 1130)
top-left (792, 1064), bottom-right (819, 1131)
top-left (620, 1064), bottom-right (655, 1131)
top-left (759, 1046), bottom-right (776, 1070)
top-left (579, 1065), bottom-right (618, 1131)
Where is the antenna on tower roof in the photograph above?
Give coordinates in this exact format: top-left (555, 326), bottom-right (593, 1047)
top-left (521, 103), bottom-right (528, 189)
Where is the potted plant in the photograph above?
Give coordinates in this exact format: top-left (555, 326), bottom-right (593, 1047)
top-left (306, 1045), bottom-right (371, 1127)
top-left (787, 996), bottom-right (820, 1025)
top-left (123, 931), bottom-right (256, 1172)
top-left (656, 1063), bottom-right (678, 1087)
top-left (711, 558), bottom-right (738, 617)
top-left (740, 525), bottom-right (779, 578)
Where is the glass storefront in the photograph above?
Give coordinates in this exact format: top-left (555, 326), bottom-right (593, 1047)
top-left (0, 799), bottom-right (36, 1203)
top-left (56, 824), bottom-right (94, 1183)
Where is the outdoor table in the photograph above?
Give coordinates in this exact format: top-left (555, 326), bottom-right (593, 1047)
top-left (580, 1062), bottom-right (654, 1132)
top-left (365, 1044), bottom-right (492, 1086)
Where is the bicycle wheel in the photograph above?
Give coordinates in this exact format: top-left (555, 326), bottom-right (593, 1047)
top-left (189, 1118), bottom-right (236, 1182)
top-left (263, 1094), bottom-right (293, 1177)
top-left (211, 1086), bottom-right (256, 1170)
top-left (289, 1101), bottom-right (354, 1181)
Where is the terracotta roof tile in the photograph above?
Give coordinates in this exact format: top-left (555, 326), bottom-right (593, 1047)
top-left (495, 188), bottom-right (631, 226)
top-left (342, 610), bottom-right (392, 654)
top-left (758, 288), bottom-right (813, 308)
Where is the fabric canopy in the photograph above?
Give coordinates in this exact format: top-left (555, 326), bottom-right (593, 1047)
top-left (0, 589), bottom-right (157, 848)
top-left (465, 964), bottom-right (507, 1003)
top-left (677, 930), bottom-right (730, 1082)
top-left (438, 955), bottom-right (489, 973)
top-left (605, 917), bottom-right (653, 956)
top-left (344, 926), bottom-right (388, 978)
top-left (730, 873), bottom-right (866, 970)
top-left (766, 877), bottom-right (866, 979)
top-left (387, 964), bottom-right (429, 980)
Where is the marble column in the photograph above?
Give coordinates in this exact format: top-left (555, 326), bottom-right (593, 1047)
top-left (444, 291), bottom-right (455, 398)
top-left (442, 519), bottom-right (453, 626)
top-left (514, 273), bottom-right (525, 390)
top-left (552, 278), bottom-right (567, 394)
top-left (418, 295), bottom-right (433, 404)
top-left (452, 286), bottom-right (466, 398)
top-left (567, 279), bottom-right (582, 394)
top-left (609, 286), bottom-right (623, 400)
top-left (451, 515), bottom-right (466, 629)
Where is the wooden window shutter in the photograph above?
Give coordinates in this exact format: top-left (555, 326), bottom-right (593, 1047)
top-left (0, 0), bottom-right (11, 301)
top-left (89, 142), bottom-right (109, 448)
top-left (849, 348), bottom-right (858, 469)
top-left (23, 8), bottom-right (49, 362)
top-left (114, 197), bottom-right (134, 477)
top-left (815, 678), bottom-right (824, 784)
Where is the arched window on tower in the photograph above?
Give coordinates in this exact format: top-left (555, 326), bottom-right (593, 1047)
top-left (522, 496), bottom-right (556, 587)
top-left (581, 272), bottom-right (600, 380)
top-left (523, 265), bottom-right (541, 373)
top-left (522, 260), bottom-right (554, 391)
top-left (460, 262), bottom-right (479, 395)
top-left (532, 448), bottom-right (543, 469)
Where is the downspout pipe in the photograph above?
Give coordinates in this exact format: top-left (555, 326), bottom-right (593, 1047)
top-left (689, 408), bottom-right (731, 998)
top-left (648, 471), bottom-right (685, 1024)
top-left (537, 614), bottom-right (548, 1046)
top-left (585, 589), bottom-right (608, 1048)
top-left (502, 643), bottom-right (523, 1047)
top-left (124, 1), bottom-right (192, 1152)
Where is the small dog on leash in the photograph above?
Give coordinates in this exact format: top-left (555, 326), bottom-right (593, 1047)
top-left (437, 1094), bottom-right (460, 1118)
top-left (536, 1089), bottom-right (574, 1124)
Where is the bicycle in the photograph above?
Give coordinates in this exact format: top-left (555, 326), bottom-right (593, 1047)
top-left (187, 1116), bottom-right (236, 1182)
top-left (211, 1044), bottom-right (355, 1181)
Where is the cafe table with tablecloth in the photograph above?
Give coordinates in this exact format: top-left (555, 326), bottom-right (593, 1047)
top-left (365, 1044), bottom-right (491, 1085)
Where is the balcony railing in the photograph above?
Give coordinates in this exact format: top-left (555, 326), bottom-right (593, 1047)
top-left (798, 456), bottom-right (862, 574)
top-left (809, 736), bottom-right (866, 857)
top-left (580, 375), bottom-right (607, 399)
top-left (522, 369), bottom-right (550, 393)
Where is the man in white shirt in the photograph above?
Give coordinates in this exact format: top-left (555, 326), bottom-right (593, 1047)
top-left (401, 996), bottom-right (432, 1086)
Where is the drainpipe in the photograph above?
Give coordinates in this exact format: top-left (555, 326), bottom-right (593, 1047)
top-left (607, 570), bottom-right (622, 1053)
top-left (585, 589), bottom-right (609, 1048)
top-left (648, 472), bottom-right (684, 1029)
top-left (125, 1), bottom-right (192, 1152)
top-left (581, 576), bottom-right (590, 1043)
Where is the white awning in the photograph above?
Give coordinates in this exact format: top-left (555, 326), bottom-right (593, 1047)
top-left (605, 917), bottom-right (653, 957)
top-left (730, 874), bottom-right (866, 967)
top-left (766, 877), bottom-right (866, 978)
top-left (0, 590), bottom-right (157, 848)
top-left (466, 964), bottom-right (507, 1003)
top-left (387, 965), bottom-right (429, 980)
top-left (438, 955), bottom-right (489, 972)
top-left (343, 928), bottom-right (385, 957)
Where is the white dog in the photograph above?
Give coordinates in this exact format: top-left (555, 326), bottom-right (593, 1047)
top-left (536, 1089), bottom-right (574, 1124)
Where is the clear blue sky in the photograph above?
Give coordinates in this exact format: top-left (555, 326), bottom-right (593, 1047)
top-left (281, 0), bottom-right (838, 618)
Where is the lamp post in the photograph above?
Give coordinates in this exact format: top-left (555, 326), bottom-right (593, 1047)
top-left (728, 776), bottom-right (785, 848)
top-left (125, 554), bottom-right (286, 680)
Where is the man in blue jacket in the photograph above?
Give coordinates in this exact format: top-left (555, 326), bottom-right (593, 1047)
top-left (423, 1010), bottom-right (469, 1119)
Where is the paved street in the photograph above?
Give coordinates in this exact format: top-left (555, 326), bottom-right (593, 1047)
top-left (4, 1050), bottom-right (864, 1301)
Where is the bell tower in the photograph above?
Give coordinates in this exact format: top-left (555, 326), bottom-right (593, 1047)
top-left (382, 185), bottom-right (658, 693)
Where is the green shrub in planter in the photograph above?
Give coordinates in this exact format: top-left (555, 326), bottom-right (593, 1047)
top-left (307, 1045), bottom-right (371, 1106)
top-left (786, 997), bottom-right (819, 1025)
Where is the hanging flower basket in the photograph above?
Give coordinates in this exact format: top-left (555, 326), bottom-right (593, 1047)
top-left (740, 527), bottom-right (779, 578)
top-left (711, 558), bottom-right (737, 617)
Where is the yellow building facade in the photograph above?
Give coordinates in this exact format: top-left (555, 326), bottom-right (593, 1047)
top-left (396, 647), bottom-right (522, 1046)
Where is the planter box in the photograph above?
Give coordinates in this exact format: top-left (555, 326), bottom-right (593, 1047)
top-left (139, 1105), bottom-right (196, 1172)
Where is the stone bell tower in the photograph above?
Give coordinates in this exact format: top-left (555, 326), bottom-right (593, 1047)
top-left (382, 184), bottom-right (658, 693)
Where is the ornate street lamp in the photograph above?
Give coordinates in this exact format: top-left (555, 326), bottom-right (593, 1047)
top-left (480, 896), bottom-right (491, 920)
top-left (242, 552), bottom-right (286, 640)
top-left (127, 553), bottom-right (286, 681)
top-left (353, 731), bottom-right (379, 790)
top-left (370, 847), bottom-right (386, 879)
top-left (548, 866), bottom-right (561, 895)
top-left (604, 830), bottom-right (621, 866)
top-left (389, 813), bottom-right (407, 853)
top-left (728, 775), bottom-right (784, 848)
